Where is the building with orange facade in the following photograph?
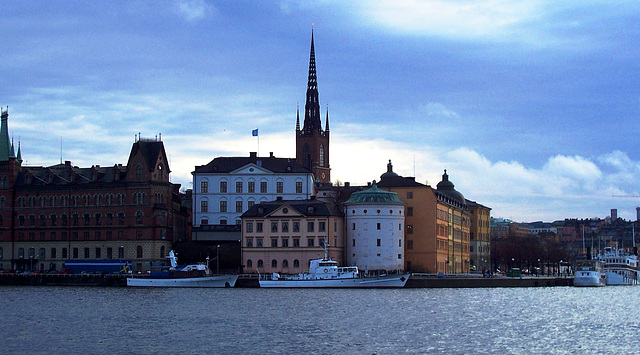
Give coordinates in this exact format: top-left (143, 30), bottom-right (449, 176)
top-left (377, 160), bottom-right (471, 273)
top-left (240, 199), bottom-right (344, 274)
top-left (467, 200), bottom-right (491, 272)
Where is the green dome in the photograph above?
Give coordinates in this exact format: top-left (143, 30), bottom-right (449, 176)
top-left (344, 181), bottom-right (405, 205)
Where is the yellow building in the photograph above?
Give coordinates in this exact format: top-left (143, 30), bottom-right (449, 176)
top-left (467, 200), bottom-right (491, 273)
top-left (377, 161), bottom-right (471, 274)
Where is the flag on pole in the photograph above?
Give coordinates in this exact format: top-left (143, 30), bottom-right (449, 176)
top-left (252, 128), bottom-right (258, 136)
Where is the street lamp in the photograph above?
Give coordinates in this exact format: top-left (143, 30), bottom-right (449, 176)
top-left (217, 245), bottom-right (220, 274)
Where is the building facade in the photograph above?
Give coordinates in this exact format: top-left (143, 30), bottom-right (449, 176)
top-left (240, 199), bottom-right (344, 274)
top-left (344, 182), bottom-right (406, 272)
top-left (377, 161), bottom-right (471, 274)
top-left (467, 200), bottom-right (491, 272)
top-left (191, 152), bottom-right (314, 231)
top-left (0, 108), bottom-right (189, 272)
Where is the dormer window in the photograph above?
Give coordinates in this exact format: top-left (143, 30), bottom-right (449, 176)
top-left (136, 164), bottom-right (142, 180)
top-left (157, 164), bottom-right (163, 180)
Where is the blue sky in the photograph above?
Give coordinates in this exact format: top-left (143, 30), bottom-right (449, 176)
top-left (3, 0), bottom-right (640, 222)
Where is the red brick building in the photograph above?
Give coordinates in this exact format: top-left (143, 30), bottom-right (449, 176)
top-left (0, 108), bottom-right (189, 272)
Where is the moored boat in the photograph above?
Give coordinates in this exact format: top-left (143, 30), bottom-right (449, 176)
top-left (127, 251), bottom-right (238, 288)
top-left (573, 258), bottom-right (606, 287)
top-left (597, 246), bottom-right (639, 286)
top-left (258, 251), bottom-right (409, 288)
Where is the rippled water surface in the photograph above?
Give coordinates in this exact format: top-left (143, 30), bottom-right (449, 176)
top-left (2, 286), bottom-right (640, 354)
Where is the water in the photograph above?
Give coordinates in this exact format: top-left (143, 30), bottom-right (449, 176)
top-left (2, 286), bottom-right (640, 354)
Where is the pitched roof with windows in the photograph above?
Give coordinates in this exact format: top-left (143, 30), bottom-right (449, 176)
top-left (241, 199), bottom-right (341, 218)
top-left (193, 153), bottom-right (311, 174)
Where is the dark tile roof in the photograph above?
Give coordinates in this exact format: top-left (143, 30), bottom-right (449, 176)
top-left (193, 155), bottom-right (310, 174)
top-left (241, 199), bottom-right (342, 218)
top-left (127, 140), bottom-right (169, 172)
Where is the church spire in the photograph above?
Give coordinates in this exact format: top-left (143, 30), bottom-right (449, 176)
top-left (325, 105), bottom-right (329, 132)
top-left (302, 28), bottom-right (322, 133)
top-left (0, 107), bottom-right (13, 162)
top-left (296, 104), bottom-right (300, 131)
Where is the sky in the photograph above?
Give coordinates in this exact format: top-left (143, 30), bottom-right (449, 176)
top-left (2, 0), bottom-right (640, 223)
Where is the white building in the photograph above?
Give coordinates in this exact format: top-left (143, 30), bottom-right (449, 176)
top-left (344, 182), bottom-right (406, 272)
top-left (192, 152), bottom-right (314, 229)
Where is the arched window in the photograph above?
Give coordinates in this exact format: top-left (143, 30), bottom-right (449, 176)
top-left (257, 259), bottom-right (264, 268)
top-left (136, 164), bottom-right (142, 180)
top-left (136, 245), bottom-right (143, 258)
top-left (246, 259), bottom-right (253, 268)
top-left (136, 210), bottom-right (144, 224)
top-left (319, 144), bottom-right (325, 167)
top-left (157, 164), bottom-right (163, 180)
top-left (294, 259), bottom-right (300, 268)
top-left (271, 259), bottom-right (277, 268)
top-left (282, 259), bottom-right (289, 268)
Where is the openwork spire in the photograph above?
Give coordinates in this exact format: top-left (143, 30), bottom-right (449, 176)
top-left (303, 29), bottom-right (322, 133)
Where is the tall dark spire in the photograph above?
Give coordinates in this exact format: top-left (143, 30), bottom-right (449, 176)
top-left (303, 29), bottom-right (322, 133)
top-left (0, 107), bottom-right (13, 162)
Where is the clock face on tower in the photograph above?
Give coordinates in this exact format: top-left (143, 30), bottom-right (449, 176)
top-left (321, 172), bottom-right (326, 179)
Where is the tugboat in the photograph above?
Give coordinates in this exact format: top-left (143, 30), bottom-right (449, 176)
top-left (259, 245), bottom-right (409, 288)
top-left (573, 256), bottom-right (606, 287)
top-left (127, 251), bottom-right (238, 288)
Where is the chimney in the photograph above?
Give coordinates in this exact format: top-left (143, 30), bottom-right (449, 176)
top-left (250, 152), bottom-right (257, 158)
top-left (276, 196), bottom-right (283, 201)
top-left (345, 182), bottom-right (350, 187)
top-left (269, 152), bottom-right (274, 158)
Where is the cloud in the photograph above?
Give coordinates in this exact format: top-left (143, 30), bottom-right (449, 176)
top-left (173, 0), bottom-right (214, 22)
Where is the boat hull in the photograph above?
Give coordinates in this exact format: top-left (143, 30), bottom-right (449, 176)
top-left (127, 275), bottom-right (238, 288)
top-left (604, 271), bottom-right (638, 286)
top-left (259, 274), bottom-right (410, 288)
top-left (573, 271), bottom-right (606, 287)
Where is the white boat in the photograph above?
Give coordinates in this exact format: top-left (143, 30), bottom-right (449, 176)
top-left (127, 251), bottom-right (238, 288)
top-left (597, 246), bottom-right (639, 286)
top-left (258, 248), bottom-right (409, 288)
top-left (573, 258), bottom-right (606, 287)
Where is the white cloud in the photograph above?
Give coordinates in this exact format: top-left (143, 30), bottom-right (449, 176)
top-left (174, 0), bottom-right (214, 22)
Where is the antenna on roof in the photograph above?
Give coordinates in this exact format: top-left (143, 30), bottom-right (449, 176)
top-left (60, 136), bottom-right (63, 164)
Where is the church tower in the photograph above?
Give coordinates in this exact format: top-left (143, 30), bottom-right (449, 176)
top-left (296, 29), bottom-right (330, 185)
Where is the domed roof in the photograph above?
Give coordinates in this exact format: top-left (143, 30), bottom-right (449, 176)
top-left (436, 170), bottom-right (466, 205)
top-left (380, 159), bottom-right (399, 179)
top-left (344, 181), bottom-right (405, 205)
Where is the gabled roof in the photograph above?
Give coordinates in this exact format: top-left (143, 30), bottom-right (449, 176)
top-left (126, 139), bottom-right (169, 173)
top-left (241, 199), bottom-right (341, 218)
top-left (194, 154), bottom-right (311, 174)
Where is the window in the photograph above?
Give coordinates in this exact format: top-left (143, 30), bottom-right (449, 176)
top-left (352, 239), bottom-right (356, 246)
top-left (377, 223), bottom-right (381, 230)
top-left (62, 248), bottom-right (68, 259)
top-left (95, 248), bottom-right (101, 259)
top-left (84, 248), bottom-right (90, 258)
top-left (407, 240), bottom-right (413, 249)
top-left (282, 222), bottom-right (289, 232)
top-left (39, 248), bottom-right (46, 258)
top-left (220, 200), bottom-right (227, 212)
top-left (107, 248), bottom-right (113, 259)
top-left (40, 214), bottom-right (46, 226)
top-left (136, 210), bottom-right (144, 224)
top-left (352, 223), bottom-right (355, 230)
top-left (236, 181), bottom-right (243, 193)
top-left (307, 221), bottom-right (314, 232)
top-left (282, 238), bottom-right (289, 247)
top-left (294, 259), bottom-right (300, 268)
top-left (319, 144), bottom-right (325, 167)
top-left (256, 238), bottom-right (263, 247)
top-left (220, 181), bottom-right (227, 193)
top-left (73, 248), bottom-right (78, 259)
top-left (260, 181), bottom-right (267, 193)
top-left (271, 222), bottom-right (278, 233)
top-left (246, 238), bottom-right (253, 248)
top-left (137, 245), bottom-right (143, 258)
top-left (248, 200), bottom-right (255, 209)
top-left (257, 259), bottom-right (264, 268)
top-left (83, 213), bottom-right (90, 225)
top-left (307, 238), bottom-right (314, 247)
top-left (296, 181), bottom-right (303, 194)
top-left (256, 222), bottom-right (263, 233)
top-left (50, 248), bottom-right (56, 259)
top-left (293, 238), bottom-right (300, 247)
top-left (276, 181), bottom-right (283, 194)
top-left (283, 259), bottom-right (289, 268)
top-left (377, 239), bottom-right (381, 246)
top-left (236, 200), bottom-right (243, 213)
top-left (201, 200), bottom-right (208, 212)
top-left (293, 222), bottom-right (300, 232)
top-left (246, 259), bottom-right (253, 268)
top-left (271, 239), bottom-right (278, 248)
top-left (248, 181), bottom-right (255, 193)
top-left (118, 212), bottom-right (125, 225)
top-left (407, 225), bottom-right (413, 234)
top-left (271, 259), bottom-right (277, 268)
top-left (201, 181), bottom-right (208, 193)
top-left (95, 213), bottom-right (101, 225)
top-left (246, 222), bottom-right (253, 233)
top-left (319, 221), bottom-right (325, 232)
top-left (407, 192), bottom-right (413, 199)
top-left (407, 207), bottom-right (413, 216)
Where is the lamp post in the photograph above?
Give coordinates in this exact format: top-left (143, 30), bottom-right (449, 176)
top-left (217, 245), bottom-right (220, 274)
